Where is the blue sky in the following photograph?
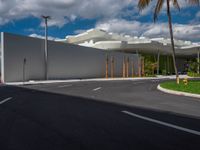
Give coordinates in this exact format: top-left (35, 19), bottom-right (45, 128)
top-left (0, 0), bottom-right (199, 41)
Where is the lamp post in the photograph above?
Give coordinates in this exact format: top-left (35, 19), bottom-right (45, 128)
top-left (42, 15), bottom-right (51, 80)
top-left (23, 58), bottom-right (27, 85)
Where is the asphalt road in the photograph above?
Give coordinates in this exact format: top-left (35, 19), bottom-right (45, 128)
top-left (0, 79), bottom-right (200, 150)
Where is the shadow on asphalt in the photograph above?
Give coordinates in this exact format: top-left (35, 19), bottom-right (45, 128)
top-left (0, 85), bottom-right (200, 150)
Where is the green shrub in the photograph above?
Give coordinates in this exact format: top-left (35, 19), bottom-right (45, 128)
top-left (187, 72), bottom-right (200, 77)
top-left (162, 69), bottom-right (167, 75)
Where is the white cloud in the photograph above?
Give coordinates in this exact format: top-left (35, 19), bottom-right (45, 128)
top-left (96, 19), bottom-right (200, 41)
top-left (29, 33), bottom-right (61, 41)
top-left (0, 0), bottom-right (135, 27)
top-left (0, 0), bottom-right (199, 42)
top-left (96, 19), bottom-right (147, 36)
top-left (0, 0), bottom-right (197, 27)
top-left (196, 11), bottom-right (200, 18)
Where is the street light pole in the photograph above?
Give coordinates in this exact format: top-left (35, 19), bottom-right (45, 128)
top-left (42, 15), bottom-right (51, 80)
top-left (23, 58), bottom-right (27, 85)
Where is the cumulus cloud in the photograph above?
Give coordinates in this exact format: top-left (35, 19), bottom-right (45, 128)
top-left (143, 23), bottom-right (200, 41)
top-left (0, 0), bottom-right (199, 41)
top-left (0, 0), bottom-right (135, 27)
top-left (96, 19), bottom-right (200, 41)
top-left (0, 0), bottom-right (197, 27)
top-left (96, 19), bottom-right (147, 36)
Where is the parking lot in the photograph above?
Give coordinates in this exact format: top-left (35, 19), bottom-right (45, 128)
top-left (0, 79), bottom-right (200, 150)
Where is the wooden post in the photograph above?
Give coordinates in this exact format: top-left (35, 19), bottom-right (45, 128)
top-left (111, 56), bottom-right (114, 78)
top-left (126, 57), bottom-right (129, 78)
top-left (123, 56), bottom-right (126, 78)
top-left (137, 51), bottom-right (141, 77)
top-left (132, 59), bottom-right (134, 78)
top-left (141, 57), bottom-right (145, 77)
top-left (106, 55), bottom-right (109, 78)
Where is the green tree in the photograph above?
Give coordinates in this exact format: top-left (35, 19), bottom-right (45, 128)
top-left (138, 0), bottom-right (199, 84)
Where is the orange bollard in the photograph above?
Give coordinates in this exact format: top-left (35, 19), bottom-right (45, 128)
top-left (126, 57), bottom-right (129, 78)
top-left (132, 60), bottom-right (134, 78)
top-left (123, 56), bottom-right (126, 78)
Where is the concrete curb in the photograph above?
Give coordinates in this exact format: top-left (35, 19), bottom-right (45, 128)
top-left (157, 84), bottom-right (200, 99)
top-left (4, 75), bottom-right (194, 86)
top-left (5, 77), bottom-right (158, 85)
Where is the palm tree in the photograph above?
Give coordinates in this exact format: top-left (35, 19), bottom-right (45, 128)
top-left (138, 0), bottom-right (199, 84)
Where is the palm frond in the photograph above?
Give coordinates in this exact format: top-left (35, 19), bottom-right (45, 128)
top-left (138, 0), bottom-right (152, 11)
top-left (187, 0), bottom-right (199, 5)
top-left (154, 0), bottom-right (164, 22)
top-left (172, 0), bottom-right (180, 10)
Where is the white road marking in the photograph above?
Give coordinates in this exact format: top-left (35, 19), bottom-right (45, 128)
top-left (93, 87), bottom-right (102, 91)
top-left (132, 82), bottom-right (145, 84)
top-left (122, 110), bottom-right (200, 136)
top-left (0, 97), bottom-right (13, 105)
top-left (58, 84), bottom-right (72, 88)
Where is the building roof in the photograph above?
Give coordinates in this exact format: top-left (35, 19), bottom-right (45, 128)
top-left (65, 29), bottom-right (200, 56)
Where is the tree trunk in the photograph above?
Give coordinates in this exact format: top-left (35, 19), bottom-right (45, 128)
top-left (166, 0), bottom-right (179, 84)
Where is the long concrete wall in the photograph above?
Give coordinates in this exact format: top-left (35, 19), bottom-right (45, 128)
top-left (0, 35), bottom-right (1, 78)
top-left (1, 32), bottom-right (45, 82)
top-left (1, 32), bottom-right (139, 82)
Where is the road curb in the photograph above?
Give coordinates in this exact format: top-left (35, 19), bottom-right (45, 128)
top-left (5, 77), bottom-right (161, 85)
top-left (157, 84), bottom-right (200, 99)
top-left (4, 75), bottom-right (196, 85)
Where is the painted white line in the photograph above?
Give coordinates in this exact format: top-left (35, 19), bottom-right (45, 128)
top-left (132, 82), bottom-right (145, 84)
top-left (58, 84), bottom-right (72, 88)
top-left (122, 110), bottom-right (200, 136)
top-left (93, 87), bottom-right (102, 91)
top-left (0, 97), bottom-right (13, 105)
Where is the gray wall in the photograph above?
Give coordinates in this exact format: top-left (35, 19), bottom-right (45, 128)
top-left (1, 32), bottom-right (45, 82)
top-left (0, 51), bottom-right (1, 78)
top-left (0, 34), bottom-right (1, 78)
top-left (1, 32), bottom-right (139, 82)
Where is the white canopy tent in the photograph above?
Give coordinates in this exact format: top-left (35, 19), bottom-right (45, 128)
top-left (65, 29), bottom-right (200, 56)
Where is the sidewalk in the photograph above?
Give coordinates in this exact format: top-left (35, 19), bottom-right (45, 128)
top-left (4, 75), bottom-right (193, 85)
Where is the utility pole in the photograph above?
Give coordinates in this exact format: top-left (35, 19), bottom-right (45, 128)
top-left (42, 15), bottom-right (51, 80)
top-left (23, 58), bottom-right (27, 85)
